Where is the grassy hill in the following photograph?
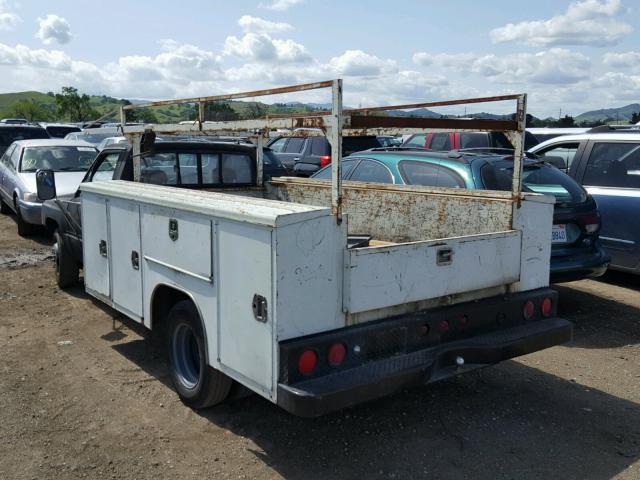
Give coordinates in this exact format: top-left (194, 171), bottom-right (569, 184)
top-left (575, 103), bottom-right (640, 123)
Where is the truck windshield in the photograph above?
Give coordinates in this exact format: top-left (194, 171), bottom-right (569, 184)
top-left (20, 146), bottom-right (98, 173)
top-left (481, 160), bottom-right (587, 205)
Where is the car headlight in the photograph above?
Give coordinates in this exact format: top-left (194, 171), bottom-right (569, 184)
top-left (22, 192), bottom-right (41, 202)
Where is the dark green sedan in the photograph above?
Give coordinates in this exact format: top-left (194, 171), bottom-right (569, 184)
top-left (311, 148), bottom-right (609, 283)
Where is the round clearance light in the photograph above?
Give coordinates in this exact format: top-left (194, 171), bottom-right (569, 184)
top-left (523, 300), bottom-right (535, 320)
top-left (327, 343), bottom-right (347, 367)
top-left (298, 350), bottom-right (318, 375)
top-left (439, 320), bottom-right (450, 333)
top-left (541, 297), bottom-right (553, 317)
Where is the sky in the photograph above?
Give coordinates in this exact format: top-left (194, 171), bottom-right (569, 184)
top-left (0, 0), bottom-right (638, 118)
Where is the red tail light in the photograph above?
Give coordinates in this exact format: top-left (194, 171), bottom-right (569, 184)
top-left (580, 212), bottom-right (601, 234)
top-left (298, 350), bottom-right (318, 375)
top-left (541, 297), bottom-right (553, 317)
top-left (523, 300), bottom-right (535, 320)
top-left (439, 320), bottom-right (450, 333)
top-left (327, 342), bottom-right (347, 367)
top-left (320, 155), bottom-right (331, 168)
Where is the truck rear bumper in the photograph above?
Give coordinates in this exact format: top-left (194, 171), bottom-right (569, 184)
top-left (277, 316), bottom-right (572, 417)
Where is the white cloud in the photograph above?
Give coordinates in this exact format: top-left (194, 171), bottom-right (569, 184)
top-left (223, 32), bottom-right (311, 63)
top-left (327, 50), bottom-right (397, 76)
top-left (0, 0), bottom-right (20, 31)
top-left (490, 0), bottom-right (632, 47)
top-left (260, 0), bottom-right (303, 11)
top-left (603, 51), bottom-right (640, 69)
top-left (36, 14), bottom-right (72, 45)
top-left (413, 49), bottom-right (591, 85)
top-left (238, 15), bottom-right (293, 34)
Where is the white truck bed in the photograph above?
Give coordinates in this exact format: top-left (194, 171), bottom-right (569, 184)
top-left (79, 179), bottom-right (558, 406)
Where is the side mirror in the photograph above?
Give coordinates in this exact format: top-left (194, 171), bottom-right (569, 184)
top-left (36, 169), bottom-right (57, 201)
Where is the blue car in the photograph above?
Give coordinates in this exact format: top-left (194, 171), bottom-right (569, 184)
top-left (529, 131), bottom-right (640, 274)
top-left (311, 148), bottom-right (609, 283)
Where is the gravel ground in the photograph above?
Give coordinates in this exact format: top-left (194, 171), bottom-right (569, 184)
top-left (0, 212), bottom-right (638, 480)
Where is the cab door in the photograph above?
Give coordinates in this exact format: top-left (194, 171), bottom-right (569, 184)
top-left (576, 140), bottom-right (640, 271)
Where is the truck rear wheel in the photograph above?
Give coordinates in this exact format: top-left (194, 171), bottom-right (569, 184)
top-left (167, 300), bottom-right (231, 409)
top-left (54, 230), bottom-right (79, 288)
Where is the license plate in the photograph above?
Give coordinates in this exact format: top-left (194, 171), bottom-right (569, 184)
top-left (551, 224), bottom-right (567, 244)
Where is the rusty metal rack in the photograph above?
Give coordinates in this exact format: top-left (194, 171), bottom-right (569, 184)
top-left (120, 79), bottom-right (527, 223)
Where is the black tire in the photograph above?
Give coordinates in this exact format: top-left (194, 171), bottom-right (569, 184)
top-left (54, 230), bottom-right (79, 288)
top-left (0, 197), bottom-right (8, 214)
top-left (167, 300), bottom-right (231, 409)
top-left (14, 199), bottom-right (35, 237)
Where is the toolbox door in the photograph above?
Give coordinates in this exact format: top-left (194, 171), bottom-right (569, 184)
top-left (109, 198), bottom-right (144, 321)
top-left (81, 193), bottom-right (111, 299)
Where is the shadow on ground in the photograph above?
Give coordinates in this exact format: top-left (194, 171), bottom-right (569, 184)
top-left (108, 312), bottom-right (640, 480)
top-left (556, 280), bottom-right (640, 349)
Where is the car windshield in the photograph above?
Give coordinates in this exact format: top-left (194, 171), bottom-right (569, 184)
top-left (481, 160), bottom-right (587, 205)
top-left (20, 146), bottom-right (98, 172)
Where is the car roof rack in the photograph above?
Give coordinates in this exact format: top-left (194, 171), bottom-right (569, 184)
top-left (119, 79), bottom-right (528, 224)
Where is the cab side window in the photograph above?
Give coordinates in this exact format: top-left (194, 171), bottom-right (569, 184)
top-left (536, 143), bottom-right (579, 171)
top-left (9, 145), bottom-right (21, 170)
top-left (1, 144), bottom-right (16, 167)
top-left (90, 152), bottom-right (121, 182)
top-left (583, 142), bottom-right (640, 188)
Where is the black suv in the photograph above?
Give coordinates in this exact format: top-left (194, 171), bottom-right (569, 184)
top-left (41, 141), bottom-right (287, 288)
top-left (0, 124), bottom-right (49, 156)
top-left (267, 134), bottom-right (382, 176)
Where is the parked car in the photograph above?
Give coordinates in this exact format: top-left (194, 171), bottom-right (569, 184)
top-left (40, 141), bottom-right (287, 287)
top-left (64, 128), bottom-right (121, 146)
top-left (97, 136), bottom-right (128, 151)
top-left (267, 133), bottom-right (382, 176)
top-left (0, 124), bottom-right (49, 156)
top-left (311, 149), bottom-right (609, 282)
top-left (40, 123), bottom-right (82, 139)
top-left (0, 118), bottom-right (29, 125)
top-left (402, 131), bottom-right (540, 150)
top-left (0, 139), bottom-right (98, 235)
top-left (377, 135), bottom-right (402, 147)
top-left (527, 127), bottom-right (589, 144)
top-left (529, 132), bottom-right (640, 274)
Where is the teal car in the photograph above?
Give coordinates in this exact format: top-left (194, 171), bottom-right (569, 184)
top-left (311, 148), bottom-right (609, 283)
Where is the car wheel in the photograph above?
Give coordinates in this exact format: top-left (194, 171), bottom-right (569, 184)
top-left (54, 230), bottom-right (79, 289)
top-left (167, 300), bottom-right (232, 409)
top-left (0, 197), bottom-right (8, 214)
top-left (14, 198), bottom-right (35, 237)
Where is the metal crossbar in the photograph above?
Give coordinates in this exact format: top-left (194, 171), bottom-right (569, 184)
top-left (120, 79), bottom-right (527, 224)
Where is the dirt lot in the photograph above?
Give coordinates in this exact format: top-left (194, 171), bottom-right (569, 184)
top-left (0, 212), bottom-right (639, 480)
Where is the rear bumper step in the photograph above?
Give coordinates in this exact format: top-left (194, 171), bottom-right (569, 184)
top-left (277, 317), bottom-right (572, 417)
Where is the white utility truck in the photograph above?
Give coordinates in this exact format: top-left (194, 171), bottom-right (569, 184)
top-left (44, 81), bottom-right (572, 416)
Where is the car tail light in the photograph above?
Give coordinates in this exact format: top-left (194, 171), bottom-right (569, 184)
top-left (458, 315), bottom-right (469, 328)
top-left (580, 212), bottom-right (601, 234)
top-left (298, 350), bottom-right (317, 375)
top-left (541, 297), bottom-right (553, 317)
top-left (523, 300), bottom-right (535, 320)
top-left (439, 320), bottom-right (450, 333)
top-left (320, 155), bottom-right (331, 168)
top-left (327, 342), bottom-right (347, 367)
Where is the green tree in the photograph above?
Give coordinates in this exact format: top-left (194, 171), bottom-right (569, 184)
top-left (557, 115), bottom-right (575, 127)
top-left (5, 100), bottom-right (53, 121)
top-left (204, 102), bottom-right (239, 121)
top-left (55, 86), bottom-right (98, 122)
top-left (631, 111), bottom-right (640, 124)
